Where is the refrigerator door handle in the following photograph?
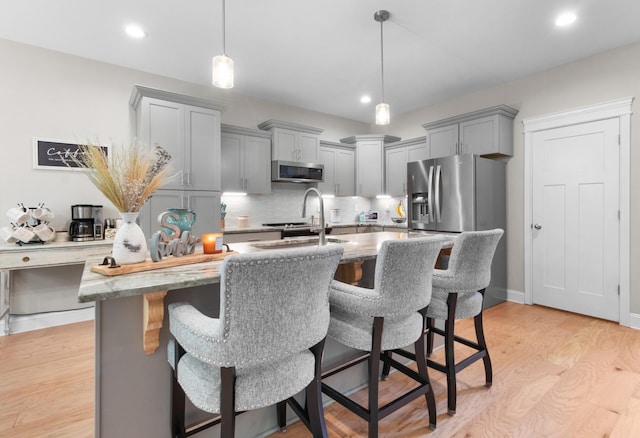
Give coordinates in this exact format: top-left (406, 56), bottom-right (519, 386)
top-left (427, 166), bottom-right (434, 223)
top-left (435, 164), bottom-right (442, 222)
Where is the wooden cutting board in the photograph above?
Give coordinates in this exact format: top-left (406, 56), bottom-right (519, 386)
top-left (90, 251), bottom-right (237, 276)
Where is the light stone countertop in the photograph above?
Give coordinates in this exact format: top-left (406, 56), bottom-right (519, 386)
top-left (222, 221), bottom-right (407, 234)
top-left (78, 231), bottom-right (455, 303)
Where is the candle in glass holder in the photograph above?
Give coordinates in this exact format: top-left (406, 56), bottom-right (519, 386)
top-left (202, 233), bottom-right (223, 254)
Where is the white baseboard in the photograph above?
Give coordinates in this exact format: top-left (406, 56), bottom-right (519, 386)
top-left (0, 306), bottom-right (94, 336)
top-left (629, 313), bottom-right (640, 330)
top-left (507, 289), bottom-right (525, 304)
top-left (504, 290), bottom-right (639, 331)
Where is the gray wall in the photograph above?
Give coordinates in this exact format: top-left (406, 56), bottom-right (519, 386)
top-left (0, 38), bottom-right (368, 313)
top-left (377, 41), bottom-right (640, 314)
top-left (0, 38), bottom-right (369, 231)
top-left (2, 37), bottom-right (639, 314)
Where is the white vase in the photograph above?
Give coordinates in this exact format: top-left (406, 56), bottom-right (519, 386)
top-left (112, 212), bottom-right (148, 264)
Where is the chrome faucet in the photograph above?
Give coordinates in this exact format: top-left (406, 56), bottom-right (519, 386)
top-left (301, 187), bottom-right (326, 246)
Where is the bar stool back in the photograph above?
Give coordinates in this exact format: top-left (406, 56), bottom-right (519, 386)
top-left (425, 228), bottom-right (504, 415)
top-left (321, 235), bottom-right (444, 438)
top-left (168, 245), bottom-right (343, 438)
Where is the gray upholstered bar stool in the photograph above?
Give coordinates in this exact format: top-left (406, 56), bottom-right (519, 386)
top-left (321, 236), bottom-right (444, 438)
top-left (168, 245), bottom-right (343, 438)
top-left (424, 229), bottom-right (504, 415)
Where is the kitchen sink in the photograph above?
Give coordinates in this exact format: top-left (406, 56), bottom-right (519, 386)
top-left (250, 237), bottom-right (348, 249)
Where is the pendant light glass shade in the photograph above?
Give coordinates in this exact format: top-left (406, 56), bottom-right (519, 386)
top-left (376, 102), bottom-right (390, 125)
top-left (212, 54), bottom-right (234, 89)
top-left (212, 0), bottom-right (234, 89)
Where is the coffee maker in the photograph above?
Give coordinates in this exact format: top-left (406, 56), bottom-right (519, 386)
top-left (69, 204), bottom-right (95, 242)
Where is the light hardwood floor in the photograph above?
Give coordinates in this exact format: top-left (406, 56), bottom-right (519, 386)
top-left (0, 320), bottom-right (94, 438)
top-left (2, 303), bottom-right (640, 437)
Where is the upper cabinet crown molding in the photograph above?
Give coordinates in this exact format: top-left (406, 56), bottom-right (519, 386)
top-left (421, 105), bottom-right (518, 130)
top-left (340, 134), bottom-right (401, 144)
top-left (257, 119), bottom-right (324, 135)
top-left (319, 140), bottom-right (355, 150)
top-left (221, 124), bottom-right (271, 139)
top-left (385, 136), bottom-right (427, 150)
top-left (129, 85), bottom-right (226, 112)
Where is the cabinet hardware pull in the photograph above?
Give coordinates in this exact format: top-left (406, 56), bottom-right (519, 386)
top-left (22, 256), bottom-right (30, 263)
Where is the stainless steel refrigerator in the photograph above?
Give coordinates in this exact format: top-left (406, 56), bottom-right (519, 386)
top-left (407, 154), bottom-right (506, 307)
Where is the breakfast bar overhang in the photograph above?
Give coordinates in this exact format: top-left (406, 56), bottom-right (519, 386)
top-left (79, 231), bottom-right (456, 438)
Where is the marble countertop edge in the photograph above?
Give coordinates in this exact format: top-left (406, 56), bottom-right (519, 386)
top-left (78, 231), bottom-right (453, 303)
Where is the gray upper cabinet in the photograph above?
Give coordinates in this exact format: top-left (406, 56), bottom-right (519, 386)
top-left (384, 137), bottom-right (428, 196)
top-left (258, 119), bottom-right (323, 163)
top-left (130, 85), bottom-right (225, 191)
top-left (422, 105), bottom-right (518, 159)
top-left (425, 124), bottom-right (458, 158)
top-left (221, 125), bottom-right (272, 194)
top-left (341, 135), bottom-right (400, 197)
top-left (318, 141), bottom-right (355, 196)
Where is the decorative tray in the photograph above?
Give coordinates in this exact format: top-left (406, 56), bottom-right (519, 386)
top-left (90, 251), bottom-right (237, 276)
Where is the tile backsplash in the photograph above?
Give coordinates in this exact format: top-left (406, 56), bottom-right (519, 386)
top-left (221, 184), bottom-right (406, 227)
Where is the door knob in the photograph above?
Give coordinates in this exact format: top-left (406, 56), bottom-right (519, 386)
top-left (533, 224), bottom-right (542, 230)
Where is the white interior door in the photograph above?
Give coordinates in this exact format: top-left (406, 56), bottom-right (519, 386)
top-left (531, 118), bottom-right (620, 321)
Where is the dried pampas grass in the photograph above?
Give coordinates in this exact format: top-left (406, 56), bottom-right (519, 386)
top-left (69, 142), bottom-right (173, 212)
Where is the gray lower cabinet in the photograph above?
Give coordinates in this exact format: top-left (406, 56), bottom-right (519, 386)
top-left (221, 126), bottom-right (272, 194)
top-left (423, 105), bottom-right (518, 158)
top-left (138, 190), bottom-right (221, 238)
top-left (318, 142), bottom-right (355, 196)
top-left (223, 231), bottom-right (281, 244)
top-left (330, 226), bottom-right (357, 235)
top-left (130, 85), bottom-right (224, 191)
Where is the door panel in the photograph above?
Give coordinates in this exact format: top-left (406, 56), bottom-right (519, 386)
top-left (385, 148), bottom-right (407, 196)
top-left (244, 136), bottom-right (271, 194)
top-left (436, 155), bottom-right (475, 233)
top-left (146, 100), bottom-right (184, 190)
top-left (187, 107), bottom-right (220, 191)
top-left (426, 124), bottom-right (458, 158)
top-left (578, 183), bottom-right (604, 295)
top-left (335, 149), bottom-right (355, 196)
top-left (317, 147), bottom-right (335, 195)
top-left (531, 119), bottom-right (619, 321)
top-left (221, 133), bottom-right (243, 192)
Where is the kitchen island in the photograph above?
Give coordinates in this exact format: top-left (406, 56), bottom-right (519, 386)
top-left (79, 231), bottom-right (453, 438)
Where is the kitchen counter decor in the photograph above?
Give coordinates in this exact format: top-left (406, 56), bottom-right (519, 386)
top-left (68, 141), bottom-right (173, 264)
top-left (1, 203), bottom-right (56, 244)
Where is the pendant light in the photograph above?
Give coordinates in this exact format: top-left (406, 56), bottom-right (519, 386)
top-left (374, 10), bottom-right (390, 125)
top-left (212, 0), bottom-right (234, 89)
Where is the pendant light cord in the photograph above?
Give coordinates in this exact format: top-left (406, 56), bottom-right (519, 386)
top-left (221, 0), bottom-right (226, 55)
top-left (379, 18), bottom-right (385, 103)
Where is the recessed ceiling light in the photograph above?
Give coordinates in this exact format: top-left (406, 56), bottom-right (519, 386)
top-left (125, 24), bottom-right (147, 38)
top-left (555, 12), bottom-right (577, 27)
top-left (360, 95), bottom-right (372, 104)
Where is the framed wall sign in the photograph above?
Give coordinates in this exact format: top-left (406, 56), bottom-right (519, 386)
top-left (32, 138), bottom-right (109, 171)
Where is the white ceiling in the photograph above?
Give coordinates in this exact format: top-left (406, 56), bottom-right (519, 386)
top-left (2, 1), bottom-right (640, 123)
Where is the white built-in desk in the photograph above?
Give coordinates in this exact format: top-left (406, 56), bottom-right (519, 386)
top-left (0, 240), bottom-right (112, 334)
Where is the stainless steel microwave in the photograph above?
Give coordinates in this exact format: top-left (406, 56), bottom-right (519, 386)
top-left (271, 160), bottom-right (324, 183)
